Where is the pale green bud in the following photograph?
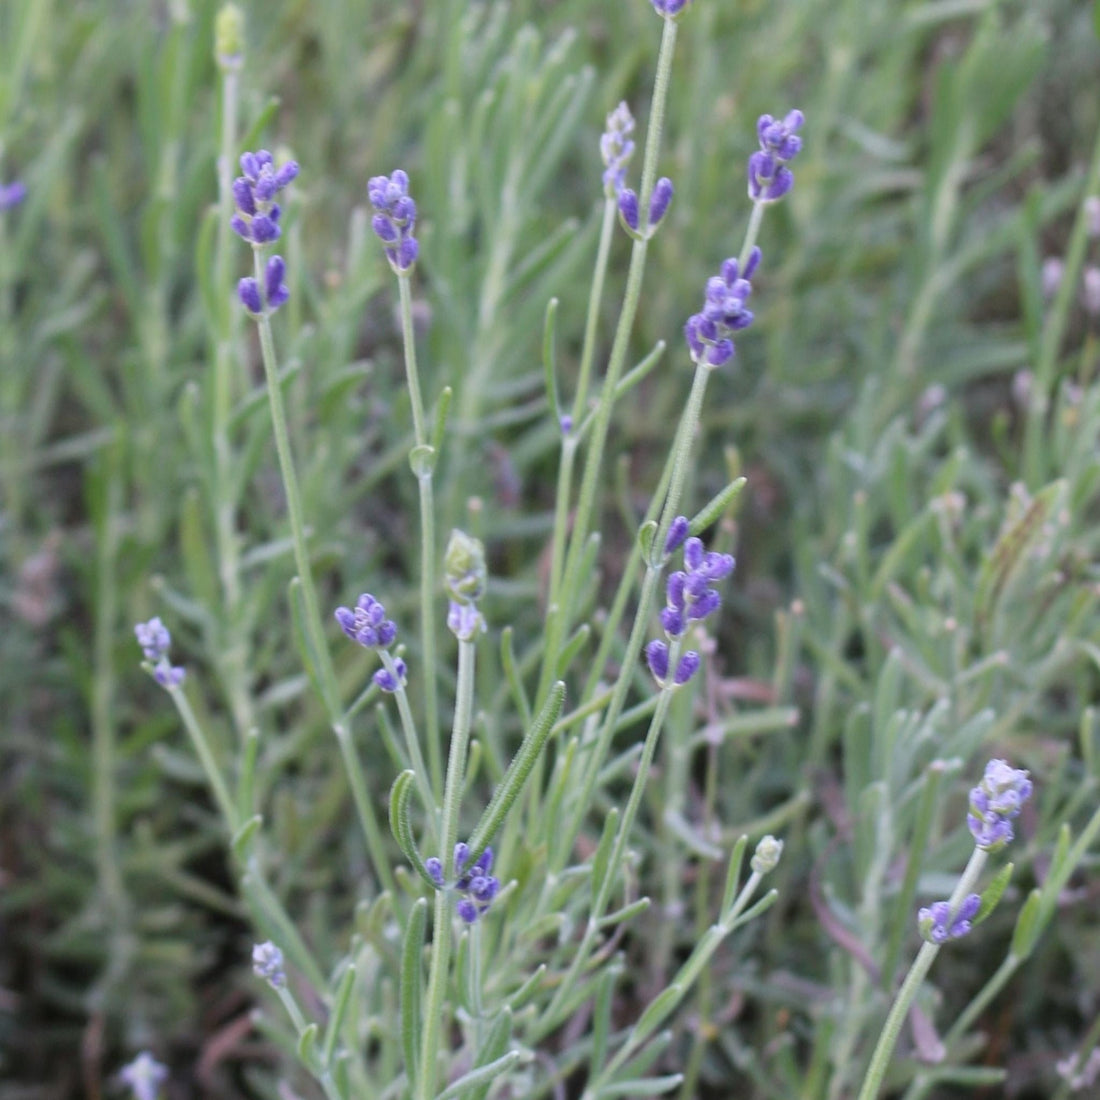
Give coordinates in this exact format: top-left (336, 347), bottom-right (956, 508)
top-left (215, 4), bottom-right (245, 70)
top-left (751, 834), bottom-right (783, 876)
top-left (444, 529), bottom-right (487, 604)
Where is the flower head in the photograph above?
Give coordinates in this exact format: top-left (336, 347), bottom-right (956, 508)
top-left (368, 170), bottom-right (419, 273)
top-left (231, 150), bottom-right (297, 244)
top-left (119, 1052), bottom-right (168, 1100)
top-left (748, 110), bottom-right (803, 203)
top-left (0, 181), bottom-right (27, 211)
top-left (918, 893), bottom-right (981, 945)
top-left (967, 759), bottom-right (1032, 851)
top-left (252, 940), bottom-right (286, 988)
top-left (453, 843), bottom-right (500, 922)
top-left (601, 101), bottom-right (635, 198)
top-left (659, 536), bottom-right (735, 639)
top-left (683, 248), bottom-right (761, 368)
top-left (135, 617), bottom-right (186, 688)
top-left (335, 593), bottom-right (397, 649)
top-left (238, 255), bottom-right (290, 316)
top-left (751, 835), bottom-right (784, 875)
top-left (215, 3), bottom-right (245, 71)
top-left (373, 657), bottom-right (407, 694)
top-left (651, 0), bottom-right (691, 16)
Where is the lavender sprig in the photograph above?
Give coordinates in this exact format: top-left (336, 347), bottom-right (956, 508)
top-left (335, 593), bottom-right (407, 692)
top-left (426, 843), bottom-right (501, 923)
top-left (684, 248), bottom-right (761, 368)
top-left (967, 758), bottom-right (1033, 851)
top-left (747, 109), bottom-right (804, 204)
top-left (918, 893), bottom-right (981, 945)
top-left (600, 101), bottom-right (635, 198)
top-left (134, 617), bottom-right (186, 688)
top-left (368, 170), bottom-right (419, 273)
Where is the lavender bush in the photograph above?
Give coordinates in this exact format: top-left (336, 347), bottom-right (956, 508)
top-left (5, 1), bottom-right (1100, 1099)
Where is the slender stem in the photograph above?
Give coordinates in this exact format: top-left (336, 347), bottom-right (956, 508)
top-left (252, 249), bottom-right (342, 717)
top-left (552, 15), bottom-right (678, 649)
top-left (738, 200), bottom-right (766, 271)
top-left (855, 847), bottom-right (988, 1100)
top-left (382, 651), bottom-right (438, 839)
top-left (276, 987), bottom-right (345, 1100)
top-left (334, 725), bottom-right (397, 896)
top-left (542, 669), bottom-right (679, 1029)
top-left (169, 684), bottom-right (239, 832)
top-left (418, 638), bottom-right (477, 1100)
top-left (398, 273), bottom-right (442, 798)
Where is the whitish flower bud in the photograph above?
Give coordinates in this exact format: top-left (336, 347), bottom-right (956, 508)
top-left (444, 529), bottom-right (487, 604)
top-left (751, 834), bottom-right (783, 875)
top-left (215, 4), bottom-right (245, 70)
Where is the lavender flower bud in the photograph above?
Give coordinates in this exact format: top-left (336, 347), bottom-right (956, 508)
top-left (135, 617), bottom-right (171, 661)
top-left (232, 151), bottom-right (297, 244)
top-left (751, 834), bottom-right (784, 875)
top-left (917, 894), bottom-right (981, 945)
top-left (119, 1052), bottom-right (168, 1100)
top-left (747, 152), bottom-right (794, 203)
top-left (264, 255), bottom-right (290, 311)
top-left (651, 0), bottom-right (691, 16)
top-left (444, 841), bottom-right (500, 920)
top-left (1041, 257), bottom-right (1063, 300)
top-left (648, 177), bottom-right (674, 228)
top-left (1085, 195), bottom-right (1100, 239)
top-left (153, 662), bottom-right (186, 688)
top-left (456, 899), bottom-right (479, 923)
top-left (373, 657), bottom-right (407, 693)
top-left (238, 277), bottom-right (262, 315)
top-left (684, 252), bottom-right (760, 367)
top-left (444, 529), bottom-right (487, 605)
top-left (425, 857), bottom-right (444, 886)
top-left (664, 516), bottom-right (690, 554)
top-left (448, 599), bottom-right (486, 641)
top-left (560, 414), bottom-right (573, 435)
top-left (673, 651), bottom-right (701, 684)
top-left (967, 758), bottom-right (1032, 851)
top-left (335, 593), bottom-right (396, 648)
top-left (0, 181), bottom-right (26, 211)
top-left (600, 101), bottom-right (635, 197)
top-left (252, 940), bottom-right (286, 988)
top-left (1082, 266), bottom-right (1100, 317)
top-left (646, 640), bottom-right (670, 681)
top-left (618, 188), bottom-right (640, 232)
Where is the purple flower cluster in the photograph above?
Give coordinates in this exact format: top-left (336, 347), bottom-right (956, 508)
top-left (334, 593), bottom-right (407, 693)
top-left (683, 248), bottom-right (760, 368)
top-left (748, 110), bottom-right (804, 204)
top-left (368, 171), bottom-right (419, 273)
top-left (251, 940), bottom-right (286, 988)
top-left (426, 843), bottom-right (500, 923)
top-left (238, 255), bottom-right (289, 317)
top-left (967, 759), bottom-right (1033, 851)
top-left (134, 617), bottom-right (185, 688)
top-left (600, 102), bottom-right (635, 198)
top-left (650, 0), bottom-right (691, 16)
top-left (618, 177), bottom-right (675, 237)
top-left (646, 533), bottom-right (735, 687)
top-left (119, 1052), bottom-right (168, 1100)
top-left (230, 150), bottom-right (298, 245)
top-left (918, 893), bottom-right (981, 945)
top-left (0, 181), bottom-right (27, 211)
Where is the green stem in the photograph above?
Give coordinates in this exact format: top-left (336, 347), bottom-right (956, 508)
top-left (398, 273), bottom-right (442, 799)
top-left (252, 248), bottom-right (342, 718)
top-left (382, 651), bottom-right (438, 839)
top-left (276, 987), bottom-right (345, 1100)
top-left (854, 847), bottom-right (988, 1100)
top-left (552, 15), bottom-right (678, 648)
top-left (169, 683), bottom-right (239, 832)
top-left (334, 725), bottom-right (397, 896)
top-left (418, 638), bottom-right (477, 1100)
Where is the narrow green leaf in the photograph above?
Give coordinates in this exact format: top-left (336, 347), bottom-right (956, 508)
top-left (555, 624), bottom-right (590, 678)
top-left (436, 1051), bottom-right (521, 1100)
top-left (591, 807), bottom-right (620, 898)
top-left (596, 1075), bottom-right (684, 1098)
top-left (597, 896), bottom-right (650, 929)
top-left (630, 984), bottom-right (684, 1050)
top-left (975, 862), bottom-right (1013, 924)
top-left (467, 682), bottom-right (566, 860)
top-left (431, 386), bottom-right (453, 455)
top-left (543, 297), bottom-right (561, 419)
top-left (720, 835), bottom-right (749, 915)
top-left (468, 1008), bottom-right (514, 1100)
top-left (401, 899), bottom-right (428, 1092)
top-left (500, 626), bottom-right (532, 730)
top-left (689, 476), bottom-right (747, 534)
top-left (240, 96), bottom-right (281, 152)
top-left (1010, 889), bottom-right (1042, 959)
top-left (505, 965), bottom-right (547, 1012)
top-left (231, 814), bottom-right (263, 861)
top-left (322, 964), bottom-right (357, 1068)
top-left (388, 771), bottom-right (436, 886)
top-left (297, 1022), bottom-right (319, 1066)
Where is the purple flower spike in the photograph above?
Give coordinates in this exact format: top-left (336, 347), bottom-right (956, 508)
top-left (232, 151), bottom-right (297, 244)
top-left (336, 593), bottom-right (398, 649)
top-left (369, 170), bottom-right (419, 273)
top-left (664, 516), bottom-right (690, 554)
top-left (684, 249), bottom-right (760, 367)
top-left (748, 153), bottom-right (794, 203)
top-left (648, 177), bottom-right (674, 228)
top-left (135, 617), bottom-right (171, 661)
top-left (918, 893), bottom-right (981, 945)
top-left (757, 110), bottom-right (804, 162)
top-left (967, 759), bottom-right (1032, 851)
top-left (673, 651), bottom-right (701, 684)
top-left (618, 188), bottom-right (640, 232)
top-left (646, 640), bottom-right (670, 681)
top-left (601, 102), bottom-right (636, 197)
top-left (651, 0), bottom-right (690, 15)
top-left (443, 840), bottom-right (501, 920)
top-left (747, 110), bottom-right (803, 204)
top-left (251, 941), bottom-right (286, 988)
top-left (153, 663), bottom-right (186, 688)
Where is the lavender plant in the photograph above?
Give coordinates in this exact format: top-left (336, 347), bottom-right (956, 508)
top-left (10, 0), bottom-right (1100, 1096)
